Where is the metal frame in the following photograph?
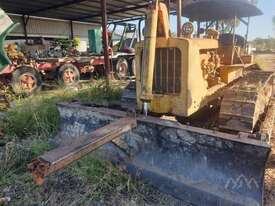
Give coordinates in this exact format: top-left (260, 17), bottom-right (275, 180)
top-left (1, 0), bottom-right (150, 23)
top-left (22, 15), bottom-right (30, 43)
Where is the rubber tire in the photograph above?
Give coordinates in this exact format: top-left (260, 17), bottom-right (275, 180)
top-left (115, 57), bottom-right (129, 80)
top-left (11, 66), bottom-right (42, 95)
top-left (58, 63), bottom-right (80, 86)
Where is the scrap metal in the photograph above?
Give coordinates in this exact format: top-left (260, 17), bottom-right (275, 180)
top-left (27, 117), bottom-right (137, 185)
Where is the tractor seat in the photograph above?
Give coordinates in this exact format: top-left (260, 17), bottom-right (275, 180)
top-left (219, 33), bottom-right (246, 48)
top-left (120, 47), bottom-right (135, 54)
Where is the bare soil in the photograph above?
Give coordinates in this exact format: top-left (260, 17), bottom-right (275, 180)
top-left (265, 130), bottom-right (275, 206)
top-left (255, 54), bottom-right (275, 71)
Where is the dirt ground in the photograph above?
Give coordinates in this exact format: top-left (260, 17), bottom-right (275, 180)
top-left (265, 129), bottom-right (275, 206)
top-left (261, 53), bottom-right (275, 206)
top-left (255, 53), bottom-right (275, 72)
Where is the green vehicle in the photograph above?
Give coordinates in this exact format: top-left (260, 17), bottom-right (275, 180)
top-left (0, 8), bottom-right (18, 70)
top-left (0, 8), bottom-right (43, 95)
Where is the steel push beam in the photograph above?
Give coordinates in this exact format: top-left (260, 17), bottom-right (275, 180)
top-left (27, 117), bottom-right (137, 185)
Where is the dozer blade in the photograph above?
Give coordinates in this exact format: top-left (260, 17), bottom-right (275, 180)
top-left (219, 71), bottom-right (274, 133)
top-left (56, 102), bottom-right (271, 206)
top-left (121, 80), bottom-right (137, 111)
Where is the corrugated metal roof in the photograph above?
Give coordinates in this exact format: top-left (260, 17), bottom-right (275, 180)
top-left (0, 0), bottom-right (263, 24)
top-left (0, 0), bottom-right (151, 23)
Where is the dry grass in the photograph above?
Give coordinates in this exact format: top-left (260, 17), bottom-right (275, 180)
top-left (0, 80), bottom-right (188, 206)
top-left (254, 53), bottom-right (275, 71)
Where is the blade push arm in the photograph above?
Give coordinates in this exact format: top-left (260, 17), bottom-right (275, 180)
top-left (140, 1), bottom-right (170, 115)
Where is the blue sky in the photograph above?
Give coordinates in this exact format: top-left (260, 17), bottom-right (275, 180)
top-left (168, 0), bottom-right (274, 40)
top-left (246, 0), bottom-right (275, 39)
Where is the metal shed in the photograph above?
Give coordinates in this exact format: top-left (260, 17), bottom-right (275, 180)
top-left (0, 0), bottom-right (152, 79)
top-left (0, 0), bottom-right (151, 41)
top-left (0, 0), bottom-right (150, 24)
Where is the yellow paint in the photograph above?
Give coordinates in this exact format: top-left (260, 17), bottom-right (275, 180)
top-left (220, 65), bottom-right (244, 83)
top-left (136, 3), bottom-right (246, 117)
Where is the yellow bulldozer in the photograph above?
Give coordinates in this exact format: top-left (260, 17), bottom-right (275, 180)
top-left (131, 1), bottom-right (274, 134)
top-left (28, 1), bottom-right (274, 206)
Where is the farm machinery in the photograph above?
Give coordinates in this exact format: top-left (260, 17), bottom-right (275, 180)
top-left (0, 9), bottom-right (137, 95)
top-left (28, 0), bottom-right (274, 206)
top-left (0, 10), bottom-right (84, 94)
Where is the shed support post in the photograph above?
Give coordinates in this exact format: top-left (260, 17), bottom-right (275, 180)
top-left (101, 0), bottom-right (112, 84)
top-left (197, 21), bottom-right (201, 37)
top-left (70, 21), bottom-right (74, 40)
top-left (166, 0), bottom-right (170, 20)
top-left (176, 0), bottom-right (182, 37)
top-left (22, 15), bottom-right (30, 44)
top-left (245, 17), bottom-right (250, 53)
top-left (231, 15), bottom-right (237, 65)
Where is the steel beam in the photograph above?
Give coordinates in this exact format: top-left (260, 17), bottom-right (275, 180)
top-left (110, 16), bottom-right (144, 24)
top-left (27, 117), bottom-right (137, 185)
top-left (73, 3), bottom-right (149, 21)
top-left (27, 0), bottom-right (88, 15)
top-left (71, 1), bottom-right (146, 20)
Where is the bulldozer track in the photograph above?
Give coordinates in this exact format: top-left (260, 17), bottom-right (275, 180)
top-left (219, 70), bottom-right (274, 133)
top-left (122, 71), bottom-right (275, 136)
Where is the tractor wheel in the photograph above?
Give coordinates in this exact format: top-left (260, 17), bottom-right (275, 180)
top-left (58, 63), bottom-right (80, 86)
top-left (115, 57), bottom-right (129, 80)
top-left (11, 66), bottom-right (42, 95)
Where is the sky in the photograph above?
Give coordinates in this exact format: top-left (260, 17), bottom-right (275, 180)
top-left (246, 0), bottom-right (275, 39)
top-left (167, 0), bottom-right (275, 40)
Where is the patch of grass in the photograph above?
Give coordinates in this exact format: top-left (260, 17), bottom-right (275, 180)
top-left (29, 139), bottom-right (53, 157)
top-left (68, 155), bottom-right (134, 201)
top-left (3, 81), bottom-right (122, 140)
top-left (4, 96), bottom-right (60, 139)
top-left (0, 139), bottom-right (51, 186)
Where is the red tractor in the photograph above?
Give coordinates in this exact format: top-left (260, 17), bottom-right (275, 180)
top-left (0, 8), bottom-right (137, 95)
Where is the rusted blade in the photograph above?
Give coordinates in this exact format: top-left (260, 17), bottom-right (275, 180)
top-left (56, 102), bottom-right (271, 206)
top-left (27, 117), bottom-right (137, 185)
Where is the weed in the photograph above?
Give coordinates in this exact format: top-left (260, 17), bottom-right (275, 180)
top-left (68, 154), bottom-right (137, 201)
top-left (0, 139), bottom-right (51, 183)
top-left (0, 81), bottom-right (187, 205)
top-left (2, 80), bottom-right (122, 140)
top-left (29, 139), bottom-right (53, 157)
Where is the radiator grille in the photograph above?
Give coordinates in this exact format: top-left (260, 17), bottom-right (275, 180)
top-left (153, 48), bottom-right (181, 94)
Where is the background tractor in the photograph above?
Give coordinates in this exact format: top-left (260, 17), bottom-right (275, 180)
top-left (0, 9), bottom-right (139, 95)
